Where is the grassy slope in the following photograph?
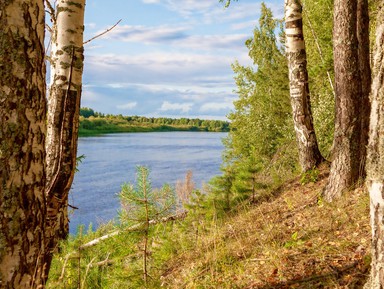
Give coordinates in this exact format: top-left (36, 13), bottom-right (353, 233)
top-left (48, 165), bottom-right (371, 288)
top-left (160, 166), bottom-right (371, 288)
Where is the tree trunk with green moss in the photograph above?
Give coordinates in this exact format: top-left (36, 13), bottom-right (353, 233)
top-left (285, 0), bottom-right (324, 172)
top-left (366, 2), bottom-right (384, 287)
top-left (44, 0), bottom-right (85, 278)
top-left (0, 0), bottom-right (47, 287)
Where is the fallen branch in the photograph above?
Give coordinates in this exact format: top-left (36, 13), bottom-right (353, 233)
top-left (79, 211), bottom-right (187, 250)
top-left (79, 231), bottom-right (119, 250)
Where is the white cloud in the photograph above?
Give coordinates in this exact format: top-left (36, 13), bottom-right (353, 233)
top-left (100, 24), bottom-right (189, 44)
top-left (85, 22), bottom-right (97, 29)
top-left (231, 20), bottom-right (258, 31)
top-left (117, 102), bottom-right (137, 110)
top-left (108, 83), bottom-right (125, 89)
top-left (176, 34), bottom-right (247, 50)
top-left (94, 21), bottom-right (250, 55)
top-left (142, 0), bottom-right (160, 3)
top-left (160, 101), bottom-right (193, 113)
top-left (84, 52), bottom-right (240, 85)
top-left (200, 101), bottom-right (233, 112)
top-left (161, 0), bottom-right (217, 17)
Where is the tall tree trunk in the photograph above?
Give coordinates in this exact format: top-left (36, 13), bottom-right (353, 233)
top-left (0, 0), bottom-right (47, 288)
top-left (365, 2), bottom-right (384, 287)
top-left (285, 0), bottom-right (324, 172)
top-left (44, 0), bottom-right (85, 278)
top-left (323, 0), bottom-right (368, 201)
top-left (357, 0), bottom-right (372, 178)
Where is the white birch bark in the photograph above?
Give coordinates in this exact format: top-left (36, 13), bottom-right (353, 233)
top-left (366, 2), bottom-right (384, 286)
top-left (44, 0), bottom-right (85, 277)
top-left (285, 0), bottom-right (323, 172)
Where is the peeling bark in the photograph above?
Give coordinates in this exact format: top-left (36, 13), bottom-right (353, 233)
top-left (0, 0), bottom-right (47, 288)
top-left (44, 0), bottom-right (85, 279)
top-left (323, 0), bottom-right (368, 201)
top-left (285, 0), bottom-right (324, 172)
top-left (366, 2), bottom-right (384, 287)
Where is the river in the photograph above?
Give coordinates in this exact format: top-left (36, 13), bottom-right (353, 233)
top-left (69, 131), bottom-right (227, 234)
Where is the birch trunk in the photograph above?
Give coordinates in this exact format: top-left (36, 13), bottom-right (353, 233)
top-left (0, 0), bottom-right (47, 287)
top-left (323, 0), bottom-right (365, 201)
top-left (45, 0), bottom-right (85, 277)
top-left (366, 2), bottom-right (384, 287)
top-left (285, 0), bottom-right (324, 172)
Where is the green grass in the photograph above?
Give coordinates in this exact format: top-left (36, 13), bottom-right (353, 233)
top-left (47, 166), bottom-right (370, 288)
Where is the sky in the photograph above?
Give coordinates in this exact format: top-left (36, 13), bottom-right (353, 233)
top-left (81, 0), bottom-right (283, 120)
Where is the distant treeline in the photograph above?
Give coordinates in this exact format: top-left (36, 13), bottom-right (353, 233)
top-left (79, 107), bottom-right (230, 136)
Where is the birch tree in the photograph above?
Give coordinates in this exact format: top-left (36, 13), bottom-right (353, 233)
top-left (366, 2), bottom-right (384, 287)
top-left (285, 0), bottom-right (324, 172)
top-left (44, 0), bottom-right (85, 275)
top-left (0, 0), bottom-right (47, 287)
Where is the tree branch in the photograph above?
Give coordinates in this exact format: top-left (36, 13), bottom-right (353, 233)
top-left (90, 254), bottom-right (114, 268)
top-left (83, 19), bottom-right (122, 45)
top-left (45, 0), bottom-right (56, 23)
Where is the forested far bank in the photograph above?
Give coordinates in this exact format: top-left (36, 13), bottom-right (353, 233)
top-left (79, 107), bottom-right (230, 135)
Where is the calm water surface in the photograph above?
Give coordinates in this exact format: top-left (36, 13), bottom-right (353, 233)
top-left (69, 131), bottom-right (226, 233)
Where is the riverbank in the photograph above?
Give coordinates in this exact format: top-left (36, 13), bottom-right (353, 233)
top-left (48, 165), bottom-right (370, 288)
top-left (79, 123), bottom-right (224, 136)
top-left (78, 112), bottom-right (230, 136)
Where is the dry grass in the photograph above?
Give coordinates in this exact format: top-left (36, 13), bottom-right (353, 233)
top-left (160, 166), bottom-right (371, 288)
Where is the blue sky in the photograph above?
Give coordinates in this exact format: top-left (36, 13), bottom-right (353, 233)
top-left (81, 0), bottom-right (283, 120)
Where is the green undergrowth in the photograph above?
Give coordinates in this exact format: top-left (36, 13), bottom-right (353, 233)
top-left (47, 166), bottom-right (370, 289)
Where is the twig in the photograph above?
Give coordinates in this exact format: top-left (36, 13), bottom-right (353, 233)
top-left (81, 256), bottom-right (97, 289)
top-left (249, 258), bottom-right (271, 262)
top-left (83, 19), bottom-right (122, 45)
top-left (45, 0), bottom-right (56, 23)
top-left (59, 253), bottom-right (71, 280)
top-left (90, 253), bottom-right (114, 268)
top-left (68, 204), bottom-right (79, 210)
